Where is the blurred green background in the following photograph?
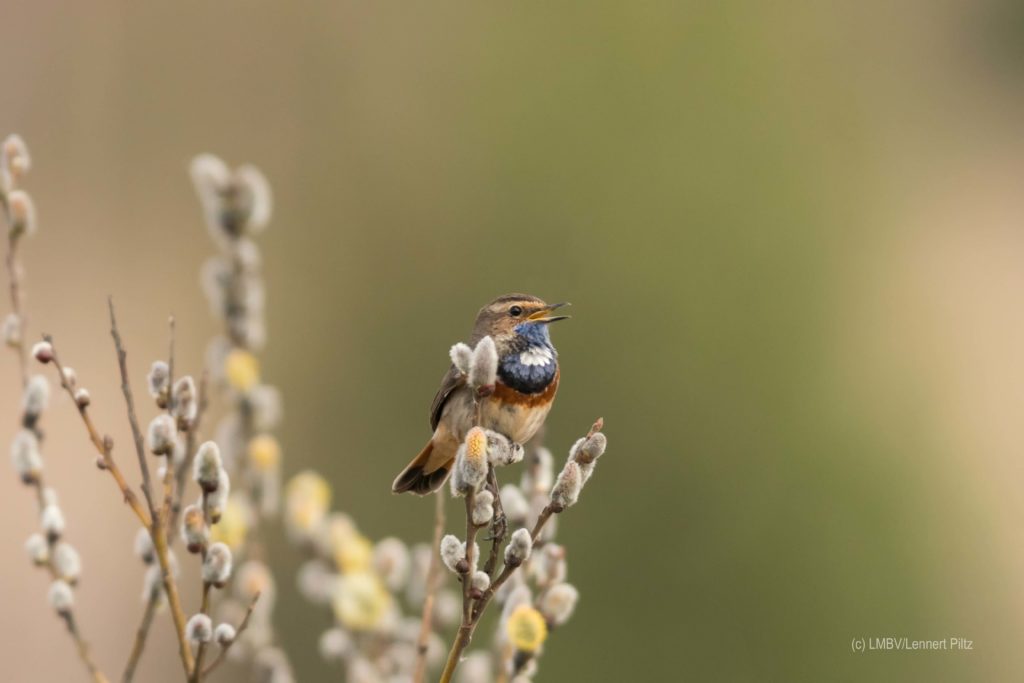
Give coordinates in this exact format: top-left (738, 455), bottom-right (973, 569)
top-left (3, 1), bottom-right (1024, 680)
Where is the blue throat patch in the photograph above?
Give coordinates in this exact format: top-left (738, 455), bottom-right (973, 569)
top-left (498, 323), bottom-right (558, 394)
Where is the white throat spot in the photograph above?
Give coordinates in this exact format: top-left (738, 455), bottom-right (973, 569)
top-left (519, 346), bottom-right (553, 367)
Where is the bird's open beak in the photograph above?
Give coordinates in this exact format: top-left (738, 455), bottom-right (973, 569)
top-left (528, 302), bottom-right (571, 324)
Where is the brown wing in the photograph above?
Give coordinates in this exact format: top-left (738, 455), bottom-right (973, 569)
top-left (430, 365), bottom-right (465, 430)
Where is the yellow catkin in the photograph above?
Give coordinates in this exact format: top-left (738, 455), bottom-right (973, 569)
top-left (506, 605), bottom-right (548, 653)
top-left (224, 349), bottom-right (260, 392)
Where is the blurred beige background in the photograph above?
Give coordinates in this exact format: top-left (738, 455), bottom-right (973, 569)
top-left (3, 0), bottom-right (1024, 680)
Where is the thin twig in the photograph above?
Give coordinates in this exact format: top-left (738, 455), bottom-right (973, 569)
top-left (60, 611), bottom-right (111, 683)
top-left (107, 300), bottom-right (195, 677)
top-left (121, 591), bottom-right (159, 683)
top-left (412, 490), bottom-right (446, 683)
top-left (200, 592), bottom-right (261, 678)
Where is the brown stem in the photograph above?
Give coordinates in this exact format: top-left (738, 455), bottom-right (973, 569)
top-left (189, 582), bottom-right (213, 682)
top-left (60, 611), bottom-right (111, 683)
top-left (107, 300), bottom-right (195, 677)
top-left (121, 593), bottom-right (158, 683)
top-left (482, 466), bottom-right (506, 578)
top-left (412, 490), bottom-right (446, 683)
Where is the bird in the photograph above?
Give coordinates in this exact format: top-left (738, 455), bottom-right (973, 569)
top-left (392, 294), bottom-right (569, 495)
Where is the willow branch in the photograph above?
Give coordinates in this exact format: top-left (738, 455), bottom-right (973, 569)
top-left (412, 490), bottom-right (446, 683)
top-left (200, 592), bottom-right (261, 678)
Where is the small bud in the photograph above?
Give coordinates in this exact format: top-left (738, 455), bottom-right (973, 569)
top-left (172, 376), bottom-right (198, 425)
top-left (53, 542), bottom-right (82, 583)
top-left (193, 441), bottom-right (223, 492)
top-left (505, 604), bottom-right (547, 653)
top-left (182, 505), bottom-right (208, 553)
top-left (440, 534), bottom-right (466, 573)
top-left (204, 471), bottom-right (230, 523)
top-left (60, 366), bottom-right (77, 388)
top-left (499, 485), bottom-right (529, 524)
top-left (186, 613), bottom-right (213, 644)
top-left (550, 461), bottom-right (582, 510)
top-left (214, 623), bottom-right (237, 645)
top-left (41, 504), bottom-right (65, 541)
top-left (134, 527), bottom-right (154, 564)
top-left (48, 580), bottom-right (74, 613)
top-left (449, 343), bottom-right (473, 375)
top-left (147, 414), bottom-right (176, 456)
top-left (2, 313), bottom-right (21, 347)
top-left (74, 388), bottom-right (91, 408)
top-left (11, 429), bottom-right (42, 483)
top-left (22, 374), bottom-right (49, 418)
top-left (539, 582), bottom-right (579, 626)
top-left (471, 490), bottom-right (494, 526)
top-left (147, 361), bottom-right (169, 401)
top-left (504, 528), bottom-right (532, 567)
top-left (486, 430), bottom-right (524, 467)
top-left (2, 134), bottom-right (31, 178)
top-left (470, 570), bottom-right (491, 593)
top-left (25, 533), bottom-right (48, 565)
top-left (572, 432), bottom-right (607, 465)
top-left (7, 190), bottom-right (36, 237)
top-left (31, 341), bottom-right (53, 364)
top-left (235, 164), bottom-right (273, 233)
top-left (468, 336), bottom-right (498, 392)
top-left (203, 542), bottom-right (233, 587)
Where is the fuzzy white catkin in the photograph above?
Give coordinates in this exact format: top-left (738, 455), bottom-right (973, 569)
top-left (471, 490), bottom-right (495, 526)
top-left (486, 431), bottom-right (524, 467)
top-left (25, 533), bottom-right (48, 564)
top-left (318, 628), bottom-right (351, 661)
top-left (572, 432), bottom-right (607, 464)
top-left (468, 336), bottom-right (498, 390)
top-left (31, 340), bottom-right (52, 363)
top-left (449, 343), bottom-right (473, 375)
top-left (7, 190), bottom-right (36, 236)
top-left (203, 543), bottom-right (233, 585)
top-left (148, 414), bottom-right (176, 455)
top-left (459, 429), bottom-right (489, 489)
top-left (53, 542), bottom-right (81, 582)
top-left (204, 472), bottom-right (230, 522)
top-left (147, 361), bottom-right (169, 399)
top-left (550, 461), bottom-right (582, 509)
top-left (456, 652), bottom-right (493, 683)
top-left (193, 441), bottom-right (223, 492)
top-left (3, 313), bottom-right (21, 346)
top-left (440, 535), bottom-right (465, 573)
top-left (2, 134), bottom-right (30, 176)
top-left (235, 165), bottom-right (273, 233)
top-left (41, 504), bottom-right (64, 539)
top-left (499, 485), bottom-right (529, 523)
top-left (172, 376), bottom-right (198, 424)
top-left (48, 580), bottom-right (73, 612)
top-left (186, 613), bottom-right (213, 644)
top-left (22, 374), bottom-right (49, 417)
top-left (10, 428), bottom-right (42, 480)
top-left (372, 537), bottom-right (411, 591)
top-left (134, 527), bottom-right (154, 564)
top-left (539, 583), bottom-right (579, 626)
top-left (214, 623), bottom-right (237, 645)
top-left (182, 505), bottom-right (208, 551)
top-left (504, 528), bottom-right (533, 566)
top-left (470, 571), bottom-right (491, 592)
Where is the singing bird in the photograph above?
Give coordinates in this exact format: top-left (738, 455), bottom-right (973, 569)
top-left (392, 294), bottom-right (569, 494)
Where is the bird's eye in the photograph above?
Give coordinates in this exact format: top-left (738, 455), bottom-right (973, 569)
top-left (509, 305), bottom-right (523, 317)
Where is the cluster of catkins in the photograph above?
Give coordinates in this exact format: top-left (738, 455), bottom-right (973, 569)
top-left (442, 336), bottom-right (608, 683)
top-left (284, 470), bottom-right (459, 682)
top-left (189, 154), bottom-right (291, 680)
top-left (11, 368), bottom-right (84, 618)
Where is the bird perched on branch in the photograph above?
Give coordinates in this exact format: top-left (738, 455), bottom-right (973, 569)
top-left (392, 294), bottom-right (569, 495)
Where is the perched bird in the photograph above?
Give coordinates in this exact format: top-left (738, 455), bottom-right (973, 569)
top-left (392, 294), bottom-right (569, 495)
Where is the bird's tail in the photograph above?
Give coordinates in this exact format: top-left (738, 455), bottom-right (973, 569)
top-left (392, 439), bottom-right (454, 495)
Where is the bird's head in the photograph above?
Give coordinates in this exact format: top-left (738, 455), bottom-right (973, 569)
top-left (472, 294), bottom-right (570, 348)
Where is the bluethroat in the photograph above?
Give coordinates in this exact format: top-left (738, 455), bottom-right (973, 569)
top-left (392, 294), bottom-right (569, 495)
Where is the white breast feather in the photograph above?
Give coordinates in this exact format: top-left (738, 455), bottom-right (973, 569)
top-left (519, 346), bottom-right (553, 367)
